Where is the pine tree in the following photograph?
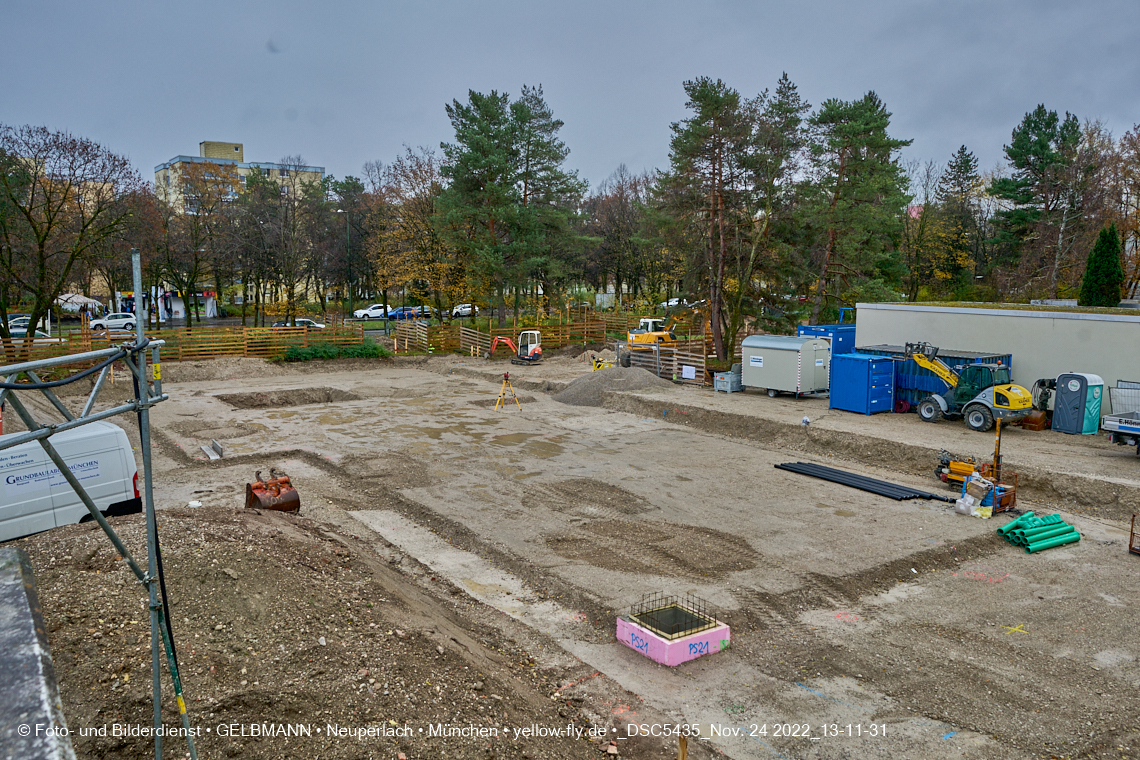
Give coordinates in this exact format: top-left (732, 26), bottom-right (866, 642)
top-left (937, 145), bottom-right (980, 209)
top-left (657, 77), bottom-right (750, 359)
top-left (935, 145), bottom-right (982, 285)
top-left (436, 87), bottom-right (582, 325)
top-left (802, 92), bottom-right (912, 323)
top-left (988, 105), bottom-right (1083, 295)
top-left (1078, 223), bottom-right (1124, 307)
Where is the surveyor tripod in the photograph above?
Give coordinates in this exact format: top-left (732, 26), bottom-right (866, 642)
top-left (495, 372), bottom-right (521, 411)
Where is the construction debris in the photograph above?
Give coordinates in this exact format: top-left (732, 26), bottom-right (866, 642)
top-left (245, 469), bottom-right (301, 512)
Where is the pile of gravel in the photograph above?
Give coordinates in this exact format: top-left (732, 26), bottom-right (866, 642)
top-left (551, 366), bottom-right (675, 406)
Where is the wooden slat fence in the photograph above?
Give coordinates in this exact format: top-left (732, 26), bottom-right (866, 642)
top-left (393, 321), bottom-right (429, 352)
top-left (0, 324), bottom-right (365, 367)
top-left (602, 314), bottom-right (629, 336)
top-left (459, 327), bottom-right (490, 356)
top-left (625, 339), bottom-right (708, 385)
top-left (380, 321), bottom-right (610, 357)
top-left (427, 325), bottom-right (461, 353)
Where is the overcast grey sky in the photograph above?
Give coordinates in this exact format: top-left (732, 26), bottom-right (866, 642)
top-left (4, 0), bottom-right (1138, 191)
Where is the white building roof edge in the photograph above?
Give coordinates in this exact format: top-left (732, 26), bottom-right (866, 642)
top-left (855, 302), bottom-right (1140, 324)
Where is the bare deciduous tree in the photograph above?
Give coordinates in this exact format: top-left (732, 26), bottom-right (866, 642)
top-left (0, 124), bottom-right (141, 350)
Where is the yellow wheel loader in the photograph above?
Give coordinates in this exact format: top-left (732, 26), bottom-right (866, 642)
top-left (627, 317), bottom-right (677, 347)
top-left (904, 342), bottom-right (1032, 432)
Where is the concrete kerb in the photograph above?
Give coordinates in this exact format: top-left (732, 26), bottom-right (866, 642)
top-left (0, 548), bottom-right (77, 760)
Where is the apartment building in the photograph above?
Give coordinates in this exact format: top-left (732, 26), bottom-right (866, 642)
top-left (154, 141), bottom-right (325, 207)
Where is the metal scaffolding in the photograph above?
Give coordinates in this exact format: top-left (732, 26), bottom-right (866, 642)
top-left (0, 250), bottom-right (197, 760)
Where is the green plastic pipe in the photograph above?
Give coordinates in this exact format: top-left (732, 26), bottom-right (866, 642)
top-left (1020, 524), bottom-right (1076, 542)
top-left (1016, 514), bottom-right (1064, 532)
top-left (1026, 532), bottom-right (1080, 553)
top-left (1009, 525), bottom-right (1076, 547)
top-left (1013, 521), bottom-right (1072, 539)
top-left (997, 512), bottom-right (1035, 536)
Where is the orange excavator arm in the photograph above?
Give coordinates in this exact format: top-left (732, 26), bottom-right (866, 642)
top-left (489, 336), bottom-right (518, 354)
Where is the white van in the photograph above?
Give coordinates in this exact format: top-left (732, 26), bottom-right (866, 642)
top-left (0, 421), bottom-right (141, 543)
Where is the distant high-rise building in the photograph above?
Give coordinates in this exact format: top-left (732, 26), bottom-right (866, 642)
top-left (154, 141), bottom-right (324, 207)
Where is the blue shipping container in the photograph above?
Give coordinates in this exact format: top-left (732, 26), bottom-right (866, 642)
top-left (854, 345), bottom-right (1014, 407)
top-left (798, 324), bottom-right (856, 356)
top-left (830, 353), bottom-right (897, 415)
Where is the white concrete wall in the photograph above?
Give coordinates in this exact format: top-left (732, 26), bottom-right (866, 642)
top-left (854, 303), bottom-right (1140, 413)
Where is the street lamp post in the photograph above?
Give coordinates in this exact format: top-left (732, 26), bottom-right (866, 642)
top-left (337, 208), bottom-right (352, 318)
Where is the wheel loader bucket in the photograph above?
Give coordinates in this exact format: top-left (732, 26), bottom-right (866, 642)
top-left (245, 469), bottom-right (301, 512)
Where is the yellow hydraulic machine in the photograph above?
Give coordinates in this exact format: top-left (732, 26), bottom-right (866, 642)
top-left (904, 342), bottom-right (1033, 432)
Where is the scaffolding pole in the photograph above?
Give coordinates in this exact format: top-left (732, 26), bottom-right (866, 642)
top-left (0, 249), bottom-right (197, 760)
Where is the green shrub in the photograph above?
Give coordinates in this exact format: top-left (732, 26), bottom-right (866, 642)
top-left (283, 338), bottom-right (392, 362)
top-left (1079, 224), bottom-right (1124, 307)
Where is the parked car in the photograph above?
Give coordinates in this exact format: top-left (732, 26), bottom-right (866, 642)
top-left (8, 314), bottom-right (52, 332)
top-left (271, 318), bottom-right (326, 329)
top-left (658, 297), bottom-right (687, 309)
top-left (451, 303), bottom-right (480, 318)
top-left (387, 306), bottom-right (420, 320)
top-left (88, 312), bottom-right (135, 331)
top-left (353, 304), bottom-right (389, 320)
top-left (414, 305), bottom-right (436, 319)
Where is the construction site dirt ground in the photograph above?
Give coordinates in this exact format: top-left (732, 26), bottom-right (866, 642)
top-left (9, 353), bottom-right (1140, 759)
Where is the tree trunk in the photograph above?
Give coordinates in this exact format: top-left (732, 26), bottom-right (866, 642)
top-left (811, 151), bottom-right (848, 325)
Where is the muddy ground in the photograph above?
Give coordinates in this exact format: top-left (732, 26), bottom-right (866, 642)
top-left (8, 353), bottom-right (1140, 759)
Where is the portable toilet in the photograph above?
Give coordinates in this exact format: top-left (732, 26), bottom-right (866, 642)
top-left (1052, 373), bottom-right (1104, 435)
top-left (741, 335), bottom-right (830, 397)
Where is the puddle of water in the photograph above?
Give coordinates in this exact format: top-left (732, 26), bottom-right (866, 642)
top-left (513, 471), bottom-right (544, 480)
top-left (834, 509), bottom-right (856, 517)
top-left (676, 476), bottom-right (692, 482)
top-left (488, 433), bottom-right (565, 459)
top-left (464, 579), bottom-right (512, 595)
top-left (386, 423), bottom-right (491, 442)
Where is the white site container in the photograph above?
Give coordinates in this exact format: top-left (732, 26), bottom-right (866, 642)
top-left (0, 420), bottom-right (140, 542)
top-left (740, 335), bottom-right (831, 398)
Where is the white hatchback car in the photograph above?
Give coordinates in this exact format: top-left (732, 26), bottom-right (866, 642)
top-left (89, 312), bottom-right (136, 331)
top-left (451, 303), bottom-right (480, 318)
top-left (353, 304), bottom-right (389, 320)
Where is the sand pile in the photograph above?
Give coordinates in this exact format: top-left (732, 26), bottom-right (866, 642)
top-left (580, 347), bottom-right (616, 364)
top-left (552, 342), bottom-right (609, 358)
top-left (161, 356), bottom-right (294, 383)
top-left (551, 366), bottom-right (674, 406)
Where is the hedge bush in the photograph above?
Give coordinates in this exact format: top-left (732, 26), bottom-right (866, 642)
top-left (284, 339), bottom-right (392, 362)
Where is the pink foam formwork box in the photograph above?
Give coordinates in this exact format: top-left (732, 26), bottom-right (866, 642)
top-left (616, 615), bottom-right (731, 666)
